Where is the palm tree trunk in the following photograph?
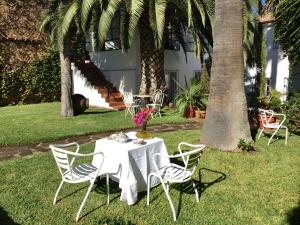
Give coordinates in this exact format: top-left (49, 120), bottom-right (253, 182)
top-left (139, 10), bottom-right (166, 96)
top-left (59, 39), bottom-right (74, 117)
top-left (201, 0), bottom-right (251, 150)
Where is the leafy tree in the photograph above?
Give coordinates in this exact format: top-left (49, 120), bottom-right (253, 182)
top-left (81, 0), bottom-right (212, 95)
top-left (39, 0), bottom-right (81, 117)
top-left (273, 0), bottom-right (300, 64)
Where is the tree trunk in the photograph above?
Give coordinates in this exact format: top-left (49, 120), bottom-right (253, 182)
top-left (201, 0), bottom-right (251, 150)
top-left (138, 10), bottom-right (166, 96)
top-left (59, 39), bottom-right (74, 117)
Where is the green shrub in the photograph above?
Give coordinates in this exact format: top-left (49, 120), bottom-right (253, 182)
top-left (0, 69), bottom-right (25, 106)
top-left (258, 89), bottom-right (282, 111)
top-left (269, 90), bottom-right (282, 111)
top-left (238, 139), bottom-right (256, 152)
top-left (22, 49), bottom-right (61, 103)
top-left (283, 91), bottom-right (300, 132)
top-left (0, 49), bottom-right (60, 106)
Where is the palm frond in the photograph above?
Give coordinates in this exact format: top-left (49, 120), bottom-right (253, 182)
top-left (58, 0), bottom-right (81, 49)
top-left (81, 0), bottom-right (98, 30)
top-left (97, 0), bottom-right (122, 49)
top-left (127, 0), bottom-right (145, 47)
top-left (149, 0), bottom-right (167, 48)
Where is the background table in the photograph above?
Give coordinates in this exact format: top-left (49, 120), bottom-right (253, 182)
top-left (92, 132), bottom-right (169, 205)
top-left (133, 95), bottom-right (152, 108)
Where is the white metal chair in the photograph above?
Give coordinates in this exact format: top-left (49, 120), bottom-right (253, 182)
top-left (50, 142), bottom-right (110, 222)
top-left (258, 108), bottom-right (288, 145)
top-left (122, 92), bottom-right (140, 117)
top-left (146, 89), bottom-right (164, 117)
top-left (147, 142), bottom-right (205, 221)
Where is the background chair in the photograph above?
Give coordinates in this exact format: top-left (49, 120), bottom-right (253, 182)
top-left (258, 108), bottom-right (288, 145)
top-left (147, 142), bottom-right (205, 221)
top-left (50, 142), bottom-right (110, 222)
top-left (146, 89), bottom-right (164, 117)
top-left (122, 92), bottom-right (140, 117)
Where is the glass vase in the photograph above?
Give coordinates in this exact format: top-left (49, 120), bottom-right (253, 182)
top-left (136, 122), bottom-right (152, 139)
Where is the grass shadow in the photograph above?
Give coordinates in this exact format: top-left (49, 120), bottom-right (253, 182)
top-left (146, 166), bottom-right (226, 220)
top-left (80, 177), bottom-right (122, 220)
top-left (172, 167), bottom-right (226, 218)
top-left (98, 217), bottom-right (136, 225)
top-left (261, 132), bottom-right (287, 144)
top-left (0, 207), bottom-right (20, 225)
top-left (55, 185), bottom-right (87, 204)
top-left (82, 110), bottom-right (116, 115)
top-left (95, 176), bottom-right (122, 196)
top-left (286, 202), bottom-right (300, 225)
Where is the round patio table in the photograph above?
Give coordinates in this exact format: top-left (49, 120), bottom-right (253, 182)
top-left (133, 95), bottom-right (152, 108)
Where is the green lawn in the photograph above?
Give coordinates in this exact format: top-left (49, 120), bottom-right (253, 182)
top-left (0, 102), bottom-right (187, 146)
top-left (0, 130), bottom-right (299, 225)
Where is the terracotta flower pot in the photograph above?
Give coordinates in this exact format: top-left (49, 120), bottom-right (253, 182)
top-left (200, 110), bottom-right (206, 119)
top-left (185, 106), bottom-right (195, 118)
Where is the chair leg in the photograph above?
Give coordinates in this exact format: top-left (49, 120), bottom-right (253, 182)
top-left (147, 174), bottom-right (152, 206)
top-left (158, 107), bottom-right (162, 117)
top-left (161, 182), bottom-right (177, 221)
top-left (53, 180), bottom-right (64, 205)
top-left (285, 127), bottom-right (288, 145)
top-left (257, 128), bottom-right (264, 140)
top-left (106, 174), bottom-right (110, 205)
top-left (76, 180), bottom-right (95, 222)
top-left (192, 180), bottom-right (199, 203)
top-left (268, 127), bottom-right (280, 145)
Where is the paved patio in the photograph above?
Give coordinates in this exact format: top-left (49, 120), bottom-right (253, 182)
top-left (0, 121), bottom-right (203, 161)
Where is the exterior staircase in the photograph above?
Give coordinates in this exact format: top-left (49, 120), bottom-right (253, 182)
top-left (74, 60), bottom-right (126, 110)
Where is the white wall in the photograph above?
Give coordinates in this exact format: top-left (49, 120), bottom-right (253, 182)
top-left (265, 23), bottom-right (290, 99)
top-left (164, 49), bottom-right (201, 86)
top-left (89, 33), bottom-right (141, 94)
top-left (88, 31), bottom-right (203, 98)
top-left (71, 63), bottom-right (110, 108)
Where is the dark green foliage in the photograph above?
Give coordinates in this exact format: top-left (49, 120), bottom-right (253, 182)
top-left (0, 49), bottom-right (60, 106)
top-left (0, 70), bottom-right (25, 106)
top-left (283, 91), bottom-right (300, 132)
top-left (238, 139), bottom-right (256, 152)
top-left (257, 89), bottom-right (282, 111)
top-left (175, 76), bottom-right (208, 116)
top-left (273, 0), bottom-right (300, 64)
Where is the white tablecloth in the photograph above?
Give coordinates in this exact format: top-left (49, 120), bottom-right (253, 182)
top-left (92, 132), bottom-right (169, 205)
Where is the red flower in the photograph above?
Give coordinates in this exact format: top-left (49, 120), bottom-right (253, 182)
top-left (133, 108), bottom-right (156, 126)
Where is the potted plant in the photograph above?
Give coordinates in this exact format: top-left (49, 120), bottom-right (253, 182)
top-left (257, 90), bottom-right (282, 127)
top-left (174, 77), bottom-right (207, 118)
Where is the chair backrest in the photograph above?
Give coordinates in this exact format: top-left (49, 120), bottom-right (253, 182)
top-left (177, 142), bottom-right (205, 178)
top-left (50, 145), bottom-right (73, 179)
top-left (258, 108), bottom-right (274, 126)
top-left (123, 92), bottom-right (134, 106)
top-left (153, 90), bottom-right (164, 105)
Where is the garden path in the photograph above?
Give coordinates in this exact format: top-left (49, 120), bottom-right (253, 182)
top-left (0, 121), bottom-right (203, 161)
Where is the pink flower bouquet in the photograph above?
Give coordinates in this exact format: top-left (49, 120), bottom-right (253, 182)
top-left (133, 108), bottom-right (155, 127)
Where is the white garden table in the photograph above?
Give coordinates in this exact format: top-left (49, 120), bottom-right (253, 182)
top-left (92, 131), bottom-right (169, 205)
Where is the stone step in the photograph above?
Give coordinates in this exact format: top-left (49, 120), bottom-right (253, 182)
top-left (74, 60), bottom-right (124, 110)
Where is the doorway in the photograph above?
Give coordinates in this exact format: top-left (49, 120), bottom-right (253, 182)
top-left (165, 71), bottom-right (178, 102)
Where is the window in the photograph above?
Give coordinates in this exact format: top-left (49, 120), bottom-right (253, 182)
top-left (272, 40), bottom-right (279, 49)
top-left (165, 24), bottom-right (180, 51)
top-left (185, 31), bottom-right (195, 52)
top-left (194, 70), bottom-right (201, 79)
top-left (102, 15), bottom-right (121, 51)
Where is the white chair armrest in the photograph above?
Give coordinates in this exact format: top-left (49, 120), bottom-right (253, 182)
top-left (51, 142), bottom-right (80, 152)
